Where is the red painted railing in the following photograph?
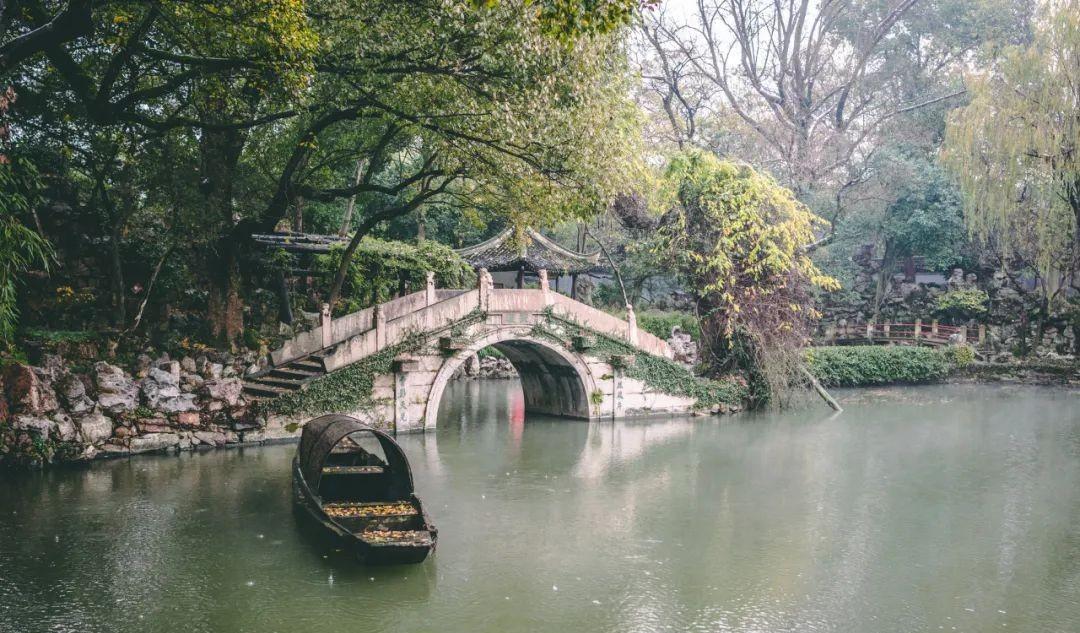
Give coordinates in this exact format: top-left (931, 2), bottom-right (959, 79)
top-left (819, 320), bottom-right (987, 347)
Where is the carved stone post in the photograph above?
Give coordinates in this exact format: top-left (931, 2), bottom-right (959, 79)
top-left (374, 304), bottom-right (386, 348)
top-left (320, 303), bottom-right (332, 347)
top-left (478, 267), bottom-right (491, 311)
top-left (538, 268), bottom-right (552, 306)
top-left (914, 319), bottom-right (922, 340)
top-left (425, 271), bottom-right (436, 306)
top-left (626, 303), bottom-right (638, 345)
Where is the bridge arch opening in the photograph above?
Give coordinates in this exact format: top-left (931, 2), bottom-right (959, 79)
top-left (425, 331), bottom-right (596, 428)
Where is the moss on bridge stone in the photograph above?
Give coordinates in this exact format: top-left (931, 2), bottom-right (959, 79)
top-left (531, 310), bottom-right (746, 410)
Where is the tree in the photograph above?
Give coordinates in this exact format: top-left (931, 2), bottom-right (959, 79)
top-left (655, 150), bottom-right (838, 404)
top-left (943, 0), bottom-right (1080, 302)
top-left (862, 150), bottom-right (966, 313)
top-left (637, 0), bottom-right (1026, 234)
top-left (11, 0), bottom-right (644, 346)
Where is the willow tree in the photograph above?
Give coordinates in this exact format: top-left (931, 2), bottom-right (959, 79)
top-left (655, 150), bottom-right (838, 405)
top-left (943, 1), bottom-right (1080, 301)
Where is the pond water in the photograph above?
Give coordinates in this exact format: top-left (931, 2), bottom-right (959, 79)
top-left (2, 382), bottom-right (1079, 633)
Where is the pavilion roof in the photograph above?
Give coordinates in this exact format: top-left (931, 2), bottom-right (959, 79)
top-left (454, 227), bottom-right (600, 275)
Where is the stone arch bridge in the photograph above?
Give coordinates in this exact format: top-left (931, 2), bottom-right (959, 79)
top-left (245, 271), bottom-right (700, 432)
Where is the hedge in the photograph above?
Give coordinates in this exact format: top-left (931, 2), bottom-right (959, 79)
top-left (804, 345), bottom-right (952, 387)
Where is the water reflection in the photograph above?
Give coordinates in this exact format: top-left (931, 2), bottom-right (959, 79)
top-left (1, 382), bottom-right (1078, 633)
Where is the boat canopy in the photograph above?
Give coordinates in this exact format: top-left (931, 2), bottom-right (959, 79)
top-left (297, 415), bottom-right (414, 498)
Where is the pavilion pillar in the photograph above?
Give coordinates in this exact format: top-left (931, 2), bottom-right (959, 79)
top-left (425, 271), bottom-right (436, 306)
top-left (516, 264), bottom-right (525, 289)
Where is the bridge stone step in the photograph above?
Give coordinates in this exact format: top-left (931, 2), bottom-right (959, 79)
top-left (247, 376), bottom-right (308, 390)
top-left (242, 383), bottom-right (299, 399)
top-left (270, 367), bottom-right (322, 380)
top-left (290, 358), bottom-right (325, 372)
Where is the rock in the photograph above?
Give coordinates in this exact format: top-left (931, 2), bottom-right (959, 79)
top-left (93, 361), bottom-right (129, 393)
top-left (180, 357), bottom-right (197, 373)
top-left (222, 366), bottom-right (236, 378)
top-left (148, 366), bottom-right (179, 388)
top-left (137, 419), bottom-right (173, 434)
top-left (129, 433), bottom-right (179, 454)
top-left (3, 364), bottom-right (59, 415)
top-left (76, 408), bottom-right (114, 444)
top-left (193, 430), bottom-right (226, 446)
top-left (181, 373), bottom-right (205, 390)
top-left (464, 353), bottom-right (480, 377)
top-left (39, 354), bottom-right (65, 380)
top-left (113, 425), bottom-right (133, 439)
top-left (52, 413), bottom-right (78, 442)
top-left (55, 372), bottom-right (93, 414)
top-left (100, 442), bottom-right (129, 456)
top-left (93, 362), bottom-right (137, 413)
top-left (203, 362), bottom-right (223, 380)
top-left (135, 354), bottom-right (153, 378)
top-left (195, 355), bottom-right (210, 376)
top-left (174, 411), bottom-right (202, 428)
top-left (157, 393), bottom-right (198, 413)
top-left (200, 378), bottom-right (244, 407)
top-left (12, 414), bottom-right (57, 437)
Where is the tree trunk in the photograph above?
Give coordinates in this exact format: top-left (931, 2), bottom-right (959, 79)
top-left (109, 224), bottom-right (125, 327)
top-left (200, 126), bottom-right (247, 347)
top-left (277, 271), bottom-right (294, 325)
top-left (872, 241), bottom-right (897, 320)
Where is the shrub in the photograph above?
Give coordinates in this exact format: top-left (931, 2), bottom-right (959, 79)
top-left (943, 344), bottom-right (975, 368)
top-left (935, 289), bottom-right (988, 324)
top-left (804, 345), bottom-right (951, 387)
top-left (636, 311), bottom-right (701, 341)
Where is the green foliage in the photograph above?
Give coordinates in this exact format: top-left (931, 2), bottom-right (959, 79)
top-left (654, 150), bottom-right (837, 403)
top-left (473, 0), bottom-right (649, 39)
top-left (21, 329), bottom-right (98, 344)
top-left (266, 309), bottom-right (486, 418)
top-left (943, 344), bottom-right (976, 368)
top-left (943, 1), bottom-right (1080, 281)
top-left (476, 346), bottom-right (506, 360)
top-left (935, 289), bottom-right (989, 323)
top-left (269, 334), bottom-right (420, 419)
top-left (0, 157), bottom-right (53, 343)
top-left (635, 311), bottom-right (701, 341)
top-left (533, 311), bottom-right (747, 409)
top-left (242, 328), bottom-right (262, 351)
top-left (316, 238), bottom-right (475, 314)
top-left (804, 346), bottom-right (952, 387)
top-left (880, 157), bottom-right (967, 271)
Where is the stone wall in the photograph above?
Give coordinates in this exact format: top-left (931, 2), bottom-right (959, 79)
top-left (0, 353), bottom-right (294, 467)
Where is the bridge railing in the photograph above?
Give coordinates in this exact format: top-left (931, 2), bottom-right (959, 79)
top-left (819, 319), bottom-right (988, 347)
top-left (271, 267), bottom-right (673, 368)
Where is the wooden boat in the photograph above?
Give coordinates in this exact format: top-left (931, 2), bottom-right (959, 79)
top-left (292, 414), bottom-right (437, 565)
